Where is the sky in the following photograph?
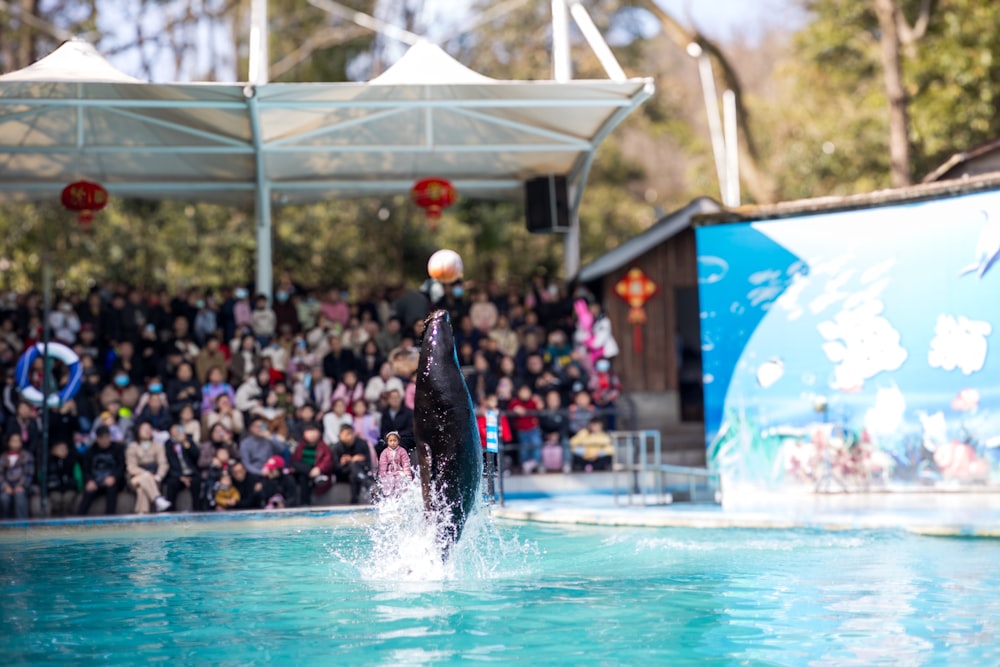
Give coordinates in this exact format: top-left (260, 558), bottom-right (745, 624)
top-left (90, 0), bottom-right (808, 83)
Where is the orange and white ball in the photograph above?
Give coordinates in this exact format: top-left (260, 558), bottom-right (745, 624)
top-left (427, 249), bottom-right (464, 284)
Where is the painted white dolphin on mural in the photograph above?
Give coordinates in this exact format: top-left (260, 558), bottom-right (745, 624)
top-left (959, 210), bottom-right (1000, 279)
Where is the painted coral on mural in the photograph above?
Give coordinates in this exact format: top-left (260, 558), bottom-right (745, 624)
top-left (698, 190), bottom-right (1000, 490)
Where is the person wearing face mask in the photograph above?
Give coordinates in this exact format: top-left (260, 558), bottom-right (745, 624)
top-left (588, 357), bottom-right (622, 431)
top-left (273, 289), bottom-right (302, 334)
top-left (99, 369), bottom-right (140, 412)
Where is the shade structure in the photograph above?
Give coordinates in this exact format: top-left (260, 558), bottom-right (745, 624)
top-left (0, 40), bottom-right (654, 289)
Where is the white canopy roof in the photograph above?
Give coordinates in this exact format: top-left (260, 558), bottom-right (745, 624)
top-left (0, 39), bottom-right (653, 285)
top-left (0, 40), bottom-right (652, 205)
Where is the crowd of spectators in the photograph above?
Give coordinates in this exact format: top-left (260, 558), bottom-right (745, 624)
top-left (0, 270), bottom-right (623, 520)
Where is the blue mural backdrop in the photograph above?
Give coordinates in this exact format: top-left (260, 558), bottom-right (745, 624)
top-left (696, 190), bottom-right (1000, 490)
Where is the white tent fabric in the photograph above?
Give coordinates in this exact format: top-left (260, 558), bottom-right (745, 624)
top-left (0, 39), bottom-right (653, 285)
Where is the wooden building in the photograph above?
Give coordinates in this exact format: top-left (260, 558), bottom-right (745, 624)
top-left (576, 197), bottom-right (720, 425)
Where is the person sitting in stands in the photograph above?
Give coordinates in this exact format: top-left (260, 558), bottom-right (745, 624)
top-left (199, 366), bottom-right (236, 415)
top-left (125, 421), bottom-right (172, 513)
top-left (331, 423), bottom-right (374, 504)
top-left (78, 425), bottom-right (125, 515)
top-left (322, 397), bottom-right (353, 449)
top-left (376, 431), bottom-right (411, 500)
top-left (213, 470), bottom-right (240, 511)
top-left (203, 392), bottom-right (245, 439)
top-left (258, 455), bottom-right (296, 509)
top-left (290, 421), bottom-right (334, 506)
top-left (46, 440), bottom-right (81, 517)
top-left (238, 416), bottom-right (286, 477)
top-left (569, 417), bottom-right (615, 472)
top-left (164, 422), bottom-right (201, 512)
top-left (230, 461), bottom-right (258, 509)
top-left (0, 432), bottom-right (34, 519)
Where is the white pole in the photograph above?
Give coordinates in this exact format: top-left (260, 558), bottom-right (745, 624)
top-left (551, 0), bottom-right (571, 81)
top-left (722, 89), bottom-right (740, 207)
top-left (567, 1), bottom-right (627, 81)
top-left (564, 200), bottom-right (581, 278)
top-left (688, 44), bottom-right (727, 205)
top-left (249, 0), bottom-right (269, 84)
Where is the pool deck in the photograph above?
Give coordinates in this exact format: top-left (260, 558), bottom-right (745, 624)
top-left (3, 474), bottom-right (1000, 537)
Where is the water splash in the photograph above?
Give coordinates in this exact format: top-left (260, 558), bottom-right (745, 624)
top-left (355, 477), bottom-right (537, 584)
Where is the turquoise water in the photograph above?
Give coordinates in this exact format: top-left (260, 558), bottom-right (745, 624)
top-left (1, 511), bottom-right (999, 666)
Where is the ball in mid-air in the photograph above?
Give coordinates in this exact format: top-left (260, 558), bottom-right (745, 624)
top-left (427, 249), bottom-right (464, 284)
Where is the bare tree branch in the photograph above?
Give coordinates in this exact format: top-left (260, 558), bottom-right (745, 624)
top-left (896, 0), bottom-right (933, 47)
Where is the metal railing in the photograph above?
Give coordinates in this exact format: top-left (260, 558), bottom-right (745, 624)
top-left (610, 430), bottom-right (721, 506)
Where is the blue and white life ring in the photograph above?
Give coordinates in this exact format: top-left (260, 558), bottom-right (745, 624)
top-left (14, 342), bottom-right (83, 407)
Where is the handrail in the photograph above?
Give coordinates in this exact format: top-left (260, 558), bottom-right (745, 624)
top-left (610, 429), bottom-right (721, 506)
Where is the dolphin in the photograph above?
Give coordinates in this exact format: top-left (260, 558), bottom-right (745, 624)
top-left (413, 309), bottom-right (483, 549)
top-left (959, 210), bottom-right (999, 279)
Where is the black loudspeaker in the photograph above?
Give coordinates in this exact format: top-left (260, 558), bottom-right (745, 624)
top-left (525, 175), bottom-right (570, 233)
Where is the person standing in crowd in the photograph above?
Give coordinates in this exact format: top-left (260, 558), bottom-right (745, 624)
top-left (125, 421), bottom-right (171, 514)
top-left (331, 424), bottom-right (374, 505)
top-left (238, 416), bottom-right (287, 477)
top-left (376, 431), bottom-right (411, 500)
top-left (0, 432), bottom-right (34, 519)
top-left (46, 440), bottom-right (81, 517)
top-left (78, 425), bottom-right (124, 515)
top-left (290, 421), bottom-right (334, 506)
top-left (589, 357), bottom-right (622, 430)
top-left (508, 383), bottom-right (544, 474)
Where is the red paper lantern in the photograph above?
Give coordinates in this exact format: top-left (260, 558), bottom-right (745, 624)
top-left (411, 177), bottom-right (456, 221)
top-left (61, 180), bottom-right (108, 233)
top-left (614, 267), bottom-right (658, 354)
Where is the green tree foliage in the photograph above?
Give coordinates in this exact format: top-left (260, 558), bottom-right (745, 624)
top-left (765, 0), bottom-right (999, 198)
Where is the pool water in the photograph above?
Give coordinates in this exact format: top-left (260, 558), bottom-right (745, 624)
top-left (1, 508), bottom-right (998, 666)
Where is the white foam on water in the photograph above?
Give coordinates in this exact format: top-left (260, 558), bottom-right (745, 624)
top-left (632, 533), bottom-right (868, 554)
top-left (354, 477), bottom-right (537, 584)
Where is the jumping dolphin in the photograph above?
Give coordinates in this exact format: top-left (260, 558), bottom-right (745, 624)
top-left (414, 310), bottom-right (482, 548)
top-left (959, 210), bottom-right (999, 279)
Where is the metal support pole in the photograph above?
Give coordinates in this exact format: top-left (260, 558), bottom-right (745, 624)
top-left (39, 256), bottom-right (51, 518)
top-left (551, 0), bottom-right (571, 82)
top-left (722, 89), bottom-right (740, 206)
top-left (249, 0), bottom-right (269, 84)
top-left (689, 44), bottom-right (728, 205)
top-left (245, 87), bottom-right (273, 301)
